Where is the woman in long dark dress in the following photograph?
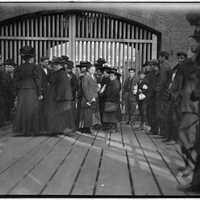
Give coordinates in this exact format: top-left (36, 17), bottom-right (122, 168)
top-left (103, 69), bottom-right (122, 135)
top-left (45, 57), bottom-right (75, 135)
top-left (13, 46), bottom-right (43, 136)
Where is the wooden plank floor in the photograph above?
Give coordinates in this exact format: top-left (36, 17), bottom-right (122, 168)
top-left (0, 122), bottom-right (198, 196)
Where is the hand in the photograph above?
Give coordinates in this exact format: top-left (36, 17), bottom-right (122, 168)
top-left (91, 98), bottom-right (96, 102)
top-left (38, 95), bottom-right (43, 101)
top-left (87, 102), bottom-right (91, 106)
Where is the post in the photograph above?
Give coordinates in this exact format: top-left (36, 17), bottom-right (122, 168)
top-left (152, 34), bottom-right (157, 59)
top-left (69, 14), bottom-right (76, 64)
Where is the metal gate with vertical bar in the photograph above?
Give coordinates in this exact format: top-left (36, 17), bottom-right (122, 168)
top-left (0, 10), bottom-right (161, 75)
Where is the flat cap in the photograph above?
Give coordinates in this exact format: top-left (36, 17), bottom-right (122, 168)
top-left (159, 51), bottom-right (169, 59)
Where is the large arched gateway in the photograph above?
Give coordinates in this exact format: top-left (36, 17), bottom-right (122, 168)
top-left (0, 10), bottom-right (161, 72)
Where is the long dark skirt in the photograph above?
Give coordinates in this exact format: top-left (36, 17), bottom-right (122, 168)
top-left (45, 90), bottom-right (75, 134)
top-left (13, 88), bottom-right (40, 135)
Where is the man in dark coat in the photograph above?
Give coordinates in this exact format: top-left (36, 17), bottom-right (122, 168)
top-left (146, 60), bottom-right (160, 135)
top-left (164, 52), bottom-right (187, 144)
top-left (156, 51), bottom-right (171, 138)
top-left (38, 56), bottom-right (50, 132)
top-left (123, 68), bottom-right (138, 124)
top-left (76, 61), bottom-right (90, 131)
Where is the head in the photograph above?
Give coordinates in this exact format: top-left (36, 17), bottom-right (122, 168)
top-left (153, 64), bottom-right (160, 74)
top-left (88, 65), bottom-right (96, 75)
top-left (128, 68), bottom-right (136, 78)
top-left (176, 52), bottom-right (187, 64)
top-left (188, 36), bottom-right (200, 54)
top-left (40, 57), bottom-right (49, 68)
top-left (109, 72), bottom-right (117, 81)
top-left (138, 71), bottom-right (145, 80)
top-left (159, 51), bottom-right (169, 63)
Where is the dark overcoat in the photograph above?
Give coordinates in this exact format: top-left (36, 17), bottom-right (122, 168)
top-left (13, 62), bottom-right (42, 135)
top-left (45, 68), bottom-right (75, 133)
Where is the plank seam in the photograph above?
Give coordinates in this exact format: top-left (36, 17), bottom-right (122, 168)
top-left (69, 132), bottom-right (98, 195)
top-left (144, 131), bottom-right (188, 195)
top-left (39, 135), bottom-right (81, 194)
top-left (120, 123), bottom-right (135, 195)
top-left (92, 148), bottom-right (103, 195)
top-left (0, 137), bottom-right (49, 177)
top-left (7, 137), bottom-right (62, 194)
top-left (131, 124), bottom-right (163, 195)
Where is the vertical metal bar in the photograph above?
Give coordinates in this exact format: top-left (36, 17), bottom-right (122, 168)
top-left (56, 14), bottom-right (59, 37)
top-left (152, 33), bottom-right (157, 59)
top-left (102, 15), bottom-right (105, 39)
top-left (1, 25), bottom-right (4, 63)
top-left (98, 14), bottom-right (101, 38)
top-left (110, 19), bottom-right (114, 39)
top-left (106, 17), bottom-right (110, 39)
top-left (5, 25), bottom-right (8, 59)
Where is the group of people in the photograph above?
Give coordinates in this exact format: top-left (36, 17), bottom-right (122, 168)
top-left (1, 13), bottom-right (200, 191)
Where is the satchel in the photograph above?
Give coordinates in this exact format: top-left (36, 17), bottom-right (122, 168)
top-left (104, 102), bottom-right (118, 112)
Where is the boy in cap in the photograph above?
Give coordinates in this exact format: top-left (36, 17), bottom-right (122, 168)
top-left (123, 68), bottom-right (138, 124)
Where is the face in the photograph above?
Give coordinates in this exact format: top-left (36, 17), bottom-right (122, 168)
top-left (66, 68), bottom-right (72, 74)
top-left (81, 67), bottom-right (86, 73)
top-left (41, 59), bottom-right (49, 68)
top-left (177, 55), bottom-right (186, 64)
top-left (89, 66), bottom-right (96, 75)
top-left (188, 37), bottom-right (199, 53)
top-left (110, 73), bottom-right (116, 80)
top-left (129, 70), bottom-right (135, 78)
top-left (103, 71), bottom-right (109, 77)
top-left (159, 55), bottom-right (165, 63)
top-left (139, 73), bottom-right (145, 80)
top-left (153, 65), bottom-right (159, 72)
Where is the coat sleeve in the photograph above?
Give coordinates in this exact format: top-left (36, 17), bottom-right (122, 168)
top-left (32, 65), bottom-right (42, 96)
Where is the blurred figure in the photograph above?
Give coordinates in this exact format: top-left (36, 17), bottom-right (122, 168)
top-left (2, 59), bottom-right (17, 122)
top-left (14, 46), bottom-right (43, 136)
top-left (123, 68), bottom-right (138, 124)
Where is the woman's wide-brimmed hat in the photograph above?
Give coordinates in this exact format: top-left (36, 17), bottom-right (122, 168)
top-left (20, 46), bottom-right (35, 57)
top-left (76, 61), bottom-right (92, 69)
top-left (109, 68), bottom-right (121, 76)
top-left (50, 57), bottom-right (65, 65)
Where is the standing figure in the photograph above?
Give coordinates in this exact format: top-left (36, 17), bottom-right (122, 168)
top-left (146, 60), bottom-right (160, 135)
top-left (14, 46), bottom-right (43, 136)
top-left (79, 63), bottom-right (99, 134)
top-left (99, 66), bottom-right (111, 124)
top-left (103, 69), bottom-right (121, 133)
top-left (164, 52), bottom-right (187, 145)
top-left (38, 56), bottom-right (50, 133)
top-left (123, 68), bottom-right (138, 124)
top-left (76, 61), bottom-right (89, 131)
top-left (156, 51), bottom-right (171, 138)
top-left (136, 71), bottom-right (148, 129)
top-left (2, 59), bottom-right (17, 122)
top-left (45, 57), bottom-right (75, 135)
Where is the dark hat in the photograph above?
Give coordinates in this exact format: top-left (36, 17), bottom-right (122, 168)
top-left (176, 51), bottom-right (187, 58)
top-left (40, 56), bottom-right (49, 62)
top-left (109, 68), bottom-right (121, 76)
top-left (51, 57), bottom-right (65, 65)
top-left (4, 59), bottom-right (17, 66)
top-left (159, 51), bottom-right (169, 59)
top-left (186, 13), bottom-right (200, 26)
top-left (61, 55), bottom-right (69, 62)
top-left (101, 66), bottom-right (112, 73)
top-left (65, 60), bottom-right (74, 69)
top-left (77, 61), bottom-right (92, 69)
top-left (96, 58), bottom-right (106, 65)
top-left (128, 68), bottom-right (136, 72)
top-left (20, 46), bottom-right (35, 57)
top-left (149, 59), bottom-right (159, 66)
